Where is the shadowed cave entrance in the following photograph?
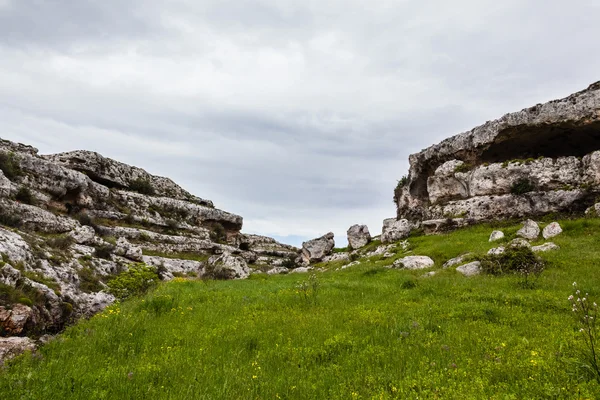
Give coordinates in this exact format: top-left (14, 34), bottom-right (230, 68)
top-left (480, 121), bottom-right (600, 163)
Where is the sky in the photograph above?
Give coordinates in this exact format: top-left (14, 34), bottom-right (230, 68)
top-left (0, 0), bottom-right (599, 247)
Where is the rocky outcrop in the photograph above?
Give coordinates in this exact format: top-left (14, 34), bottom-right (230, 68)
top-left (0, 136), bottom-right (295, 341)
top-left (396, 82), bottom-right (600, 224)
top-left (347, 225), bottom-right (371, 250)
top-left (301, 233), bottom-right (335, 264)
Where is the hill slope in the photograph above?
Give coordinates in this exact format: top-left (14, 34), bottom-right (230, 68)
top-left (2, 217), bottom-right (600, 398)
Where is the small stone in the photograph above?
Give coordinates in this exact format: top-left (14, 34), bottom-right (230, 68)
top-left (393, 256), bottom-right (435, 270)
top-left (532, 242), bottom-right (560, 253)
top-left (542, 222), bottom-right (563, 239)
top-left (489, 230), bottom-right (505, 242)
top-left (443, 253), bottom-right (473, 268)
top-left (509, 238), bottom-right (531, 248)
top-left (516, 219), bottom-right (540, 240)
top-left (290, 267), bottom-right (312, 274)
top-left (456, 261), bottom-right (481, 277)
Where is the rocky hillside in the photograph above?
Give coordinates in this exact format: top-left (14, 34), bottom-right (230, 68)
top-left (0, 138), bottom-right (297, 337)
top-left (395, 81), bottom-right (600, 233)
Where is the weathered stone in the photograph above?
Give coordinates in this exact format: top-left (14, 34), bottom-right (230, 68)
top-left (517, 219), bottom-right (540, 240)
top-left (422, 218), bottom-right (470, 234)
top-left (322, 253), bottom-right (350, 263)
top-left (443, 253), bottom-right (473, 268)
top-left (301, 233), bottom-right (335, 264)
top-left (456, 261), bottom-right (481, 277)
top-left (114, 238), bottom-right (143, 262)
top-left (396, 81), bottom-right (600, 224)
top-left (347, 224), bottom-right (371, 250)
top-left (267, 266), bottom-right (289, 275)
top-left (0, 228), bottom-right (31, 262)
top-left (542, 222), bottom-right (563, 239)
top-left (0, 304), bottom-right (33, 335)
top-left (0, 337), bottom-right (36, 364)
top-left (532, 242), bottom-right (560, 252)
top-left (290, 267), bottom-right (312, 274)
top-left (342, 261), bottom-right (361, 269)
top-left (70, 226), bottom-right (97, 245)
top-left (393, 256), bottom-right (435, 270)
top-left (207, 253), bottom-right (250, 280)
top-left (489, 231), bottom-right (505, 242)
top-left (381, 218), bottom-right (411, 244)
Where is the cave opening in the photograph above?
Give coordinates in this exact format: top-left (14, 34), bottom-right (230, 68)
top-left (480, 120), bottom-right (600, 163)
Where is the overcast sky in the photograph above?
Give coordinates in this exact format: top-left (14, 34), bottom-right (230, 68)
top-left (1, 0), bottom-right (599, 247)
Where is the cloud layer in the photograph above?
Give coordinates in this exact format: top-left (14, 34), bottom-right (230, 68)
top-left (1, 0), bottom-right (599, 246)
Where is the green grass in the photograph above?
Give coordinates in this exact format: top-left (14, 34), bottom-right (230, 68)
top-left (3, 218), bottom-right (600, 398)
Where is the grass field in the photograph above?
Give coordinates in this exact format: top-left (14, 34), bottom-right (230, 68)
top-left (2, 218), bottom-right (600, 399)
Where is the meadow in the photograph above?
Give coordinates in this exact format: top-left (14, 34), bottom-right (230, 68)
top-left (2, 218), bottom-right (600, 399)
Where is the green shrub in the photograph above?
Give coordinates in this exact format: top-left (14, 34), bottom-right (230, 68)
top-left (400, 278), bottom-right (417, 289)
top-left (46, 235), bottom-right (74, 250)
top-left (209, 223), bottom-right (227, 244)
top-left (75, 213), bottom-right (98, 231)
top-left (454, 163), bottom-right (472, 173)
top-left (107, 263), bottom-right (159, 300)
top-left (479, 247), bottom-right (545, 288)
top-left (15, 187), bottom-right (35, 205)
top-left (78, 267), bottom-right (103, 293)
top-left (94, 243), bottom-right (115, 260)
top-left (0, 208), bottom-right (22, 228)
top-left (510, 178), bottom-right (535, 195)
top-left (129, 178), bottom-right (155, 195)
top-left (0, 152), bottom-right (22, 181)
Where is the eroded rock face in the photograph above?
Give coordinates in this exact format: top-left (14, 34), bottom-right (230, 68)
top-left (396, 81), bottom-right (600, 225)
top-left (381, 218), bottom-right (411, 244)
top-left (347, 225), bottom-right (371, 250)
top-left (301, 233), bottom-right (335, 264)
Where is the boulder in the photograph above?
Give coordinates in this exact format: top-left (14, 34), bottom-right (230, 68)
top-left (267, 266), bottom-right (289, 275)
top-left (347, 225), bottom-right (371, 250)
top-left (0, 304), bottom-right (34, 335)
top-left (207, 253), bottom-right (250, 280)
top-left (393, 256), bottom-right (435, 270)
top-left (381, 218), bottom-right (411, 244)
top-left (542, 222), bottom-right (563, 239)
top-left (509, 238), bottom-right (532, 248)
top-left (456, 261), bottom-right (481, 277)
top-left (301, 233), bottom-right (335, 264)
top-left (0, 337), bottom-right (36, 365)
top-left (516, 219), bottom-right (540, 240)
top-left (443, 253), bottom-right (473, 268)
top-left (532, 242), bottom-right (560, 253)
top-left (489, 230), bottom-right (505, 242)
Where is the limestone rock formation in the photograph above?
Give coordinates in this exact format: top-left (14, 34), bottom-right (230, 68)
top-left (347, 224), bottom-right (371, 250)
top-left (301, 233), bottom-right (335, 264)
top-left (0, 136), bottom-right (296, 341)
top-left (395, 82), bottom-right (600, 225)
top-left (381, 218), bottom-right (411, 244)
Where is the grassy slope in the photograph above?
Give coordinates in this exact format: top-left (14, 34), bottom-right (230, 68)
top-left (2, 218), bottom-right (600, 399)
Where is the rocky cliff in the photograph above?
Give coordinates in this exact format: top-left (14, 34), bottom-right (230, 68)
top-left (396, 81), bottom-right (600, 229)
top-left (0, 138), bottom-right (297, 337)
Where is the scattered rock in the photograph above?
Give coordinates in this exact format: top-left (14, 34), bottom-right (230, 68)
top-left (393, 256), bottom-right (435, 270)
top-left (347, 224), bottom-right (371, 250)
top-left (489, 230), bottom-right (505, 242)
top-left (301, 233), bottom-right (335, 264)
top-left (207, 253), bottom-right (250, 280)
top-left (422, 271), bottom-right (437, 278)
top-left (443, 253), bottom-right (473, 268)
top-left (542, 222), bottom-right (563, 239)
top-left (381, 218), bottom-right (411, 244)
top-left (0, 337), bottom-right (36, 365)
top-left (322, 253), bottom-right (350, 263)
top-left (342, 261), bottom-right (361, 269)
top-left (516, 219), bottom-right (540, 240)
top-left (267, 267), bottom-right (289, 275)
top-left (487, 247), bottom-right (505, 255)
top-left (456, 261), bottom-right (481, 277)
top-left (532, 242), bottom-right (560, 253)
top-left (509, 238), bottom-right (532, 248)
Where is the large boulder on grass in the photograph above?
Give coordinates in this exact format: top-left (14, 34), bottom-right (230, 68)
top-left (347, 225), bottom-right (371, 250)
top-left (516, 219), bottom-right (540, 240)
top-left (301, 232), bottom-right (335, 264)
top-left (542, 222), bottom-right (563, 239)
top-left (381, 218), bottom-right (411, 244)
top-left (206, 253), bottom-right (250, 280)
